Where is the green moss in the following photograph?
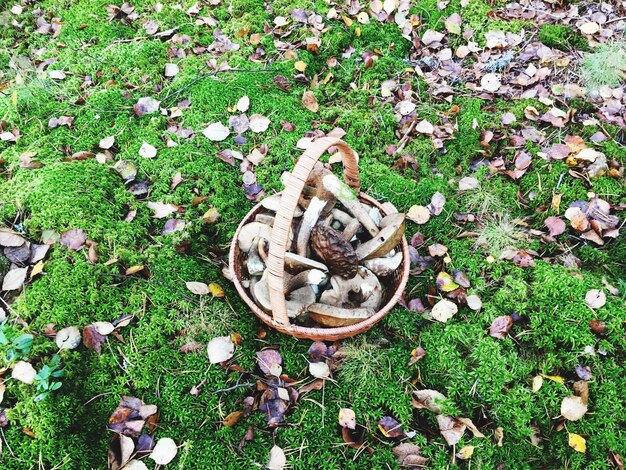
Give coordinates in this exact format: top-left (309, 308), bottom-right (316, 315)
top-left (539, 24), bottom-right (589, 52)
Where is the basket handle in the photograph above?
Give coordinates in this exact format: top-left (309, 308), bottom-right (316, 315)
top-left (266, 137), bottom-right (360, 326)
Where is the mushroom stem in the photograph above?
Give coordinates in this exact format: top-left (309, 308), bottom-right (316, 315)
top-left (331, 209), bottom-right (353, 225)
top-left (296, 196), bottom-right (328, 257)
top-left (342, 219), bottom-right (361, 241)
top-left (284, 252), bottom-right (328, 273)
top-left (322, 174), bottom-right (379, 237)
top-left (247, 236), bottom-right (265, 276)
top-left (307, 304), bottom-right (375, 327)
top-left (283, 269), bottom-right (328, 294)
top-left (257, 237), bottom-right (268, 263)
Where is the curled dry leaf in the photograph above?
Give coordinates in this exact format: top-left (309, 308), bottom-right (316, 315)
top-left (150, 437), bottom-right (177, 465)
top-left (302, 91), bottom-right (319, 112)
top-left (257, 349), bottom-right (283, 376)
top-left (133, 97), bottom-right (160, 117)
top-left (456, 445), bottom-right (474, 460)
top-left (61, 229), bottom-right (87, 251)
top-left (207, 336), bottom-right (235, 364)
top-left (56, 326), bottom-right (81, 350)
top-left (585, 289), bottom-right (606, 309)
top-left (466, 294), bottom-right (482, 311)
top-left (338, 408), bottom-right (356, 430)
top-left (147, 202), bottom-right (181, 219)
top-left (437, 415), bottom-right (465, 446)
top-left (99, 136), bottom-right (115, 149)
top-left (544, 216), bottom-right (566, 237)
top-left (393, 443), bottom-right (429, 468)
top-left (489, 315), bottom-right (513, 339)
top-left (378, 416), bottom-right (406, 438)
top-left (83, 324), bottom-right (107, 353)
top-left (413, 389), bottom-right (446, 414)
top-left (458, 176), bottom-right (479, 190)
top-left (236, 96), bottom-right (250, 112)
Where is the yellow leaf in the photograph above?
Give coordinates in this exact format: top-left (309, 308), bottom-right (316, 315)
top-left (30, 260), bottom-right (44, 279)
top-left (540, 373), bottom-right (564, 384)
top-left (456, 445), bottom-right (474, 460)
top-left (223, 411), bottom-right (243, 427)
top-left (341, 15), bottom-right (353, 26)
top-left (294, 61), bottom-right (307, 72)
top-left (355, 27), bottom-right (361, 36)
top-left (568, 433), bottom-right (586, 453)
top-left (338, 408), bottom-right (356, 429)
top-left (209, 282), bottom-right (225, 298)
top-left (125, 265), bottom-right (144, 275)
top-left (532, 375), bottom-right (543, 393)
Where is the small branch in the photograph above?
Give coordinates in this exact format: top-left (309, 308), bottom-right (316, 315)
top-left (395, 119), bottom-right (417, 154)
top-left (213, 382), bottom-right (255, 394)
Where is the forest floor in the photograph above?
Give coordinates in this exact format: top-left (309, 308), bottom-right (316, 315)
top-left (0, 0), bottom-right (625, 468)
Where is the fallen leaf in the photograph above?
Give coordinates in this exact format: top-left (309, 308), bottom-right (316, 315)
top-left (302, 91), bottom-right (319, 112)
top-left (568, 433), bottom-right (586, 453)
top-left (2, 267), bottom-right (27, 291)
top-left (134, 97), bottom-right (160, 117)
top-left (422, 29), bottom-right (444, 46)
top-left (83, 325), bottom-right (107, 353)
top-left (208, 282), bottom-right (225, 297)
top-left (481, 73), bottom-right (502, 92)
top-left (202, 207), bottom-right (221, 224)
top-left (579, 22), bottom-right (599, 35)
top-left (466, 294), bottom-right (482, 311)
top-left (12, 361), bottom-right (37, 384)
top-left (532, 375), bottom-right (543, 393)
top-left (437, 415), bottom-right (465, 445)
top-left (249, 114), bottom-right (270, 133)
top-left (309, 361), bottom-right (330, 379)
top-left (545, 216), bottom-right (566, 237)
top-left (428, 192), bottom-right (446, 216)
top-left (257, 349), bottom-right (283, 376)
top-left (540, 374), bottom-right (564, 384)
top-left (138, 142), bottom-right (157, 159)
top-left (561, 395), bottom-right (588, 421)
top-left (207, 336), bottom-right (235, 364)
top-left (150, 437), bottom-right (177, 465)
top-left (431, 299), bottom-right (458, 322)
top-left (412, 389), bottom-right (446, 414)
top-left (585, 289), bottom-right (606, 309)
top-left (456, 445), bottom-right (474, 460)
top-left (458, 177), bottom-right (479, 190)
top-left (203, 122), bottom-right (230, 141)
top-left (393, 442), bottom-right (429, 468)
top-left (164, 63), bottom-right (179, 77)
top-left (266, 445), bottom-right (286, 470)
top-left (99, 136), bottom-right (115, 149)
top-left (339, 408), bottom-right (356, 430)
top-left (147, 202), bottom-right (180, 219)
top-left (378, 416), bottom-right (406, 438)
top-left (294, 60), bottom-right (307, 72)
top-left (407, 205), bottom-right (431, 224)
top-left (186, 282), bottom-right (209, 296)
top-left (223, 411), bottom-right (243, 427)
top-left (236, 96), bottom-right (250, 112)
top-left (56, 326), bottom-right (81, 350)
top-left (489, 315), bottom-right (513, 339)
top-left (61, 229), bottom-right (87, 251)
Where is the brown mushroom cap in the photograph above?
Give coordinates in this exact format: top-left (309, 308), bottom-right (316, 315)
top-left (307, 303), bottom-right (375, 327)
top-left (355, 213), bottom-right (405, 260)
top-left (310, 225), bottom-right (358, 278)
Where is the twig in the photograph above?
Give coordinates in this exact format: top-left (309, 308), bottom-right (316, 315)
top-left (83, 391), bottom-right (115, 406)
top-left (1, 427), bottom-right (15, 458)
top-left (395, 119), bottom-right (417, 153)
top-left (213, 382), bottom-right (255, 393)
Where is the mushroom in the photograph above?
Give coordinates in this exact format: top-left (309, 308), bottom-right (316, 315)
top-left (321, 173), bottom-right (380, 237)
top-left (307, 303), bottom-right (375, 327)
top-left (296, 196), bottom-right (330, 257)
top-left (355, 213), bottom-right (405, 260)
top-left (253, 270), bottom-right (324, 316)
top-left (255, 213), bottom-right (275, 226)
top-left (363, 251), bottom-right (403, 277)
top-left (310, 225), bottom-right (358, 278)
top-left (247, 236), bottom-right (265, 276)
top-left (331, 208), bottom-right (353, 226)
top-left (284, 252), bottom-right (328, 273)
top-left (238, 222), bottom-right (273, 253)
top-left (381, 202), bottom-right (399, 214)
top-left (261, 194), bottom-right (303, 217)
top-left (319, 267), bottom-right (383, 310)
top-left (342, 218), bottom-right (361, 241)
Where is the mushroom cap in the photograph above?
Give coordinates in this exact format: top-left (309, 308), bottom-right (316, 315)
top-left (355, 213), bottom-right (405, 260)
top-left (253, 270), bottom-right (271, 311)
top-left (310, 225), bottom-right (359, 278)
top-left (238, 222), bottom-right (273, 253)
top-left (307, 304), bottom-right (375, 327)
top-left (261, 194), bottom-right (303, 217)
top-left (284, 252), bottom-right (328, 273)
top-left (319, 267), bottom-right (382, 310)
top-left (363, 251), bottom-right (403, 277)
top-left (286, 286), bottom-right (316, 318)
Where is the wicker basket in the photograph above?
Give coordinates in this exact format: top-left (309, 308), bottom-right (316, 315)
top-left (229, 137), bottom-right (410, 341)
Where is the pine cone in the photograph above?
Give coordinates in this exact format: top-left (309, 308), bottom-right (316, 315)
top-left (310, 225), bottom-right (358, 278)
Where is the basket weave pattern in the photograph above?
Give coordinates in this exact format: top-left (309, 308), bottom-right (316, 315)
top-left (229, 137), bottom-right (410, 341)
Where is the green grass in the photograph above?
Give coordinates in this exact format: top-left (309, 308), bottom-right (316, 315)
top-left (0, 0), bottom-right (625, 469)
